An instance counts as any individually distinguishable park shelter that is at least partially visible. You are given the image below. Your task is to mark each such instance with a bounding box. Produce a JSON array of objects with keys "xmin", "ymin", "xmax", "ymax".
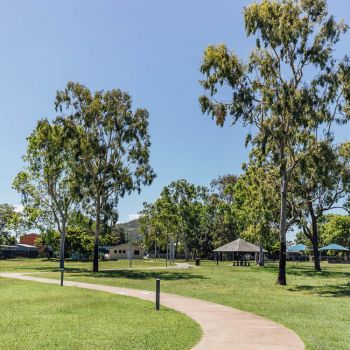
[
  {"xmin": 319, "ymin": 243, "xmax": 349, "ymax": 263},
  {"xmin": 108, "ymin": 243, "xmax": 144, "ymax": 260},
  {"xmin": 319, "ymin": 244, "xmax": 349, "ymax": 251},
  {"xmin": 287, "ymin": 244, "xmax": 307, "ymax": 252},
  {"xmin": 213, "ymin": 238, "xmax": 266, "ymax": 261},
  {"xmin": 287, "ymin": 244, "xmax": 308, "ymax": 262}
]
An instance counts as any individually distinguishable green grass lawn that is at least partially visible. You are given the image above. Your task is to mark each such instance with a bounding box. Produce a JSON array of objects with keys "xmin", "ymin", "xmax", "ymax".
[
  {"xmin": 0, "ymin": 257, "xmax": 169, "ymax": 272},
  {"xmin": 0, "ymin": 277, "xmax": 201, "ymax": 350},
  {"xmin": 10, "ymin": 259, "xmax": 349, "ymax": 350}
]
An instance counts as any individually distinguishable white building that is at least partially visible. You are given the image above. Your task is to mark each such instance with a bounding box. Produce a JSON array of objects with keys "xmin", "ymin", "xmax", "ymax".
[{"xmin": 108, "ymin": 244, "xmax": 144, "ymax": 260}]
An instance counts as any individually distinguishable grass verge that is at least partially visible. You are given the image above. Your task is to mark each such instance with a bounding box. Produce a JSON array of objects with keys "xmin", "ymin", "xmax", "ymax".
[
  {"xmin": 18, "ymin": 260, "xmax": 350, "ymax": 350},
  {"xmin": 0, "ymin": 278, "xmax": 201, "ymax": 350}
]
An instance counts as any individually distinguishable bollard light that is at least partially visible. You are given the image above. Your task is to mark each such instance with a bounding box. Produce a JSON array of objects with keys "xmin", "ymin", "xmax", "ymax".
[{"xmin": 155, "ymin": 279, "xmax": 160, "ymax": 310}]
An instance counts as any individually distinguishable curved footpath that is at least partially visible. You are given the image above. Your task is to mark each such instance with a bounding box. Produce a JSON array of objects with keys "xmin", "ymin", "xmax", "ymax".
[{"xmin": 0, "ymin": 272, "xmax": 304, "ymax": 350}]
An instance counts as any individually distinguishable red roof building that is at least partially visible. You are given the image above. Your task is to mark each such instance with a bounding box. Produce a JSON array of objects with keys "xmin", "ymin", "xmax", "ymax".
[{"xmin": 20, "ymin": 233, "xmax": 39, "ymax": 246}]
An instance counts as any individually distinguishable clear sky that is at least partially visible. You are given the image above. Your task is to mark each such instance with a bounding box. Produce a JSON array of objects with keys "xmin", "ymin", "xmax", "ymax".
[{"xmin": 1, "ymin": 1, "xmax": 350, "ymax": 238}]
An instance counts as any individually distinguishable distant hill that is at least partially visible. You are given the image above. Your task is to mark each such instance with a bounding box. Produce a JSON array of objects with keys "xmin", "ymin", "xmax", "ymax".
[{"xmin": 116, "ymin": 219, "xmax": 142, "ymax": 242}]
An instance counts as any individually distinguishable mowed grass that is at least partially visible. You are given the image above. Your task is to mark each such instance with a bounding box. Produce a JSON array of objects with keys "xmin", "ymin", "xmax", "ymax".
[
  {"xmin": 0, "ymin": 278, "xmax": 201, "ymax": 350},
  {"xmin": 17, "ymin": 259, "xmax": 350, "ymax": 350},
  {"xmin": 0, "ymin": 257, "xmax": 168, "ymax": 273}
]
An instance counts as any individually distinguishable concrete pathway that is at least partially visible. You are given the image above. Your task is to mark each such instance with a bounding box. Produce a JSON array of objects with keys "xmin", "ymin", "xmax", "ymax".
[{"xmin": 0, "ymin": 272, "xmax": 304, "ymax": 350}]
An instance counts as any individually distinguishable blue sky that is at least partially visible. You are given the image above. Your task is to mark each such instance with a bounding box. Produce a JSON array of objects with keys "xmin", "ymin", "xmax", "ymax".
[{"xmin": 0, "ymin": 1, "xmax": 350, "ymax": 238}]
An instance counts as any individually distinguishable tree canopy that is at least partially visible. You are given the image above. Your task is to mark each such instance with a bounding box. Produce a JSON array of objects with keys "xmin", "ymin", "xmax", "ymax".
[
  {"xmin": 199, "ymin": 0, "xmax": 350, "ymax": 284},
  {"xmin": 13, "ymin": 119, "xmax": 77, "ymax": 268},
  {"xmin": 55, "ymin": 82, "xmax": 156, "ymax": 272}
]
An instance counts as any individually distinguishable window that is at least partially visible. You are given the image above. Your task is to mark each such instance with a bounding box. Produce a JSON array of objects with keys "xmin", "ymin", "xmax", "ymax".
[
  {"xmin": 119, "ymin": 250, "xmax": 122, "ymax": 253},
  {"xmin": 123, "ymin": 250, "xmax": 126, "ymax": 253},
  {"xmin": 134, "ymin": 250, "xmax": 140, "ymax": 255},
  {"xmin": 114, "ymin": 250, "xmax": 117, "ymax": 253}
]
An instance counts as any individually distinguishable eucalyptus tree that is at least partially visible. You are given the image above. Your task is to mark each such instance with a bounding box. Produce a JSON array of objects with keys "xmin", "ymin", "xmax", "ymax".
[
  {"xmin": 13, "ymin": 119, "xmax": 76, "ymax": 269},
  {"xmin": 199, "ymin": 0, "xmax": 350, "ymax": 284},
  {"xmin": 319, "ymin": 214, "xmax": 350, "ymax": 248},
  {"xmin": 0, "ymin": 204, "xmax": 21, "ymax": 245},
  {"xmin": 140, "ymin": 180, "xmax": 209, "ymax": 259},
  {"xmin": 55, "ymin": 82, "xmax": 155, "ymax": 272},
  {"xmin": 234, "ymin": 156, "xmax": 280, "ymax": 265},
  {"xmin": 140, "ymin": 198, "xmax": 178, "ymax": 261},
  {"xmin": 208, "ymin": 175, "xmax": 238, "ymax": 247},
  {"xmin": 291, "ymin": 140, "xmax": 350, "ymax": 271},
  {"xmin": 161, "ymin": 180, "xmax": 208, "ymax": 259}
]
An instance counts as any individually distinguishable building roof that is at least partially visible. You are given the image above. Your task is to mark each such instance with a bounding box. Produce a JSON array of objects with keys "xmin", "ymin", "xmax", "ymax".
[
  {"xmin": 109, "ymin": 243, "xmax": 142, "ymax": 249},
  {"xmin": 0, "ymin": 244, "xmax": 38, "ymax": 251},
  {"xmin": 319, "ymin": 243, "xmax": 349, "ymax": 251},
  {"xmin": 213, "ymin": 238, "xmax": 267, "ymax": 253},
  {"xmin": 17, "ymin": 244, "xmax": 38, "ymax": 249},
  {"xmin": 287, "ymin": 244, "xmax": 307, "ymax": 252},
  {"xmin": 20, "ymin": 233, "xmax": 40, "ymax": 246}
]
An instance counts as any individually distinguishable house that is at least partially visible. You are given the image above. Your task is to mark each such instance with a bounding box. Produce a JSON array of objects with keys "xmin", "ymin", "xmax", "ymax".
[
  {"xmin": 108, "ymin": 244, "xmax": 144, "ymax": 260},
  {"xmin": 20, "ymin": 233, "xmax": 39, "ymax": 246}
]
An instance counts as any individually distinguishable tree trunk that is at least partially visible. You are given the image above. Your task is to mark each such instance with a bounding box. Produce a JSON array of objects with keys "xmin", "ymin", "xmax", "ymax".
[
  {"xmin": 310, "ymin": 212, "xmax": 321, "ymax": 272},
  {"xmin": 93, "ymin": 195, "xmax": 101, "ymax": 273},
  {"xmin": 59, "ymin": 227, "xmax": 67, "ymax": 270},
  {"xmin": 277, "ymin": 157, "xmax": 288, "ymax": 285},
  {"xmin": 166, "ymin": 236, "xmax": 168, "ymax": 267},
  {"xmin": 258, "ymin": 238, "xmax": 265, "ymax": 266},
  {"xmin": 174, "ymin": 233, "xmax": 179, "ymax": 259}
]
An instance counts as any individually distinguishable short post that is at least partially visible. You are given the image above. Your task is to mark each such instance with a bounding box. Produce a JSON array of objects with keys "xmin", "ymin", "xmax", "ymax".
[
  {"xmin": 60, "ymin": 268, "xmax": 64, "ymax": 287},
  {"xmin": 155, "ymin": 279, "xmax": 160, "ymax": 310}
]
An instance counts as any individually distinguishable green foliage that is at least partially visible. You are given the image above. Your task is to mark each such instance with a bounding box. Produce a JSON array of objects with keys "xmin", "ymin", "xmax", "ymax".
[
  {"xmin": 55, "ymin": 81, "xmax": 156, "ymax": 271},
  {"xmin": 35, "ymin": 228, "xmax": 60, "ymax": 253},
  {"xmin": 13, "ymin": 119, "xmax": 77, "ymax": 268},
  {"xmin": 207, "ymin": 175, "xmax": 238, "ymax": 247},
  {"xmin": 290, "ymin": 140, "xmax": 350, "ymax": 270},
  {"xmin": 0, "ymin": 204, "xmax": 20, "ymax": 245},
  {"xmin": 199, "ymin": 0, "xmax": 350, "ymax": 283},
  {"xmin": 291, "ymin": 140, "xmax": 350, "ymax": 223},
  {"xmin": 13, "ymin": 119, "xmax": 76, "ymax": 233},
  {"xmin": 233, "ymin": 157, "xmax": 280, "ymax": 251},
  {"xmin": 140, "ymin": 176, "xmax": 240, "ymax": 258},
  {"xmin": 140, "ymin": 179, "xmax": 210, "ymax": 257},
  {"xmin": 320, "ymin": 214, "xmax": 350, "ymax": 248}
]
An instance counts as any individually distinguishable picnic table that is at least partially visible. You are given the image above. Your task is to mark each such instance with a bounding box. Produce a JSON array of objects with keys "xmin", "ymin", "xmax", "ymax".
[{"xmin": 232, "ymin": 260, "xmax": 250, "ymax": 267}]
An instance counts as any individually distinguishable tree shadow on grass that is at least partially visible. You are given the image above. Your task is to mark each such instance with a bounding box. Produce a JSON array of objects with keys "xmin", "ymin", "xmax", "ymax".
[
  {"xmin": 73, "ymin": 269, "xmax": 208, "ymax": 282},
  {"xmin": 288, "ymin": 269, "xmax": 350, "ymax": 279},
  {"xmin": 288, "ymin": 283, "xmax": 350, "ymax": 297},
  {"xmin": 264, "ymin": 264, "xmax": 350, "ymax": 279},
  {"xmin": 19, "ymin": 266, "xmax": 91, "ymax": 273}
]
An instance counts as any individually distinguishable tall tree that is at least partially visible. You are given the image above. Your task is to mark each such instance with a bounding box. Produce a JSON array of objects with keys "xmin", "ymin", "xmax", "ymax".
[
  {"xmin": 55, "ymin": 82, "xmax": 156, "ymax": 272},
  {"xmin": 161, "ymin": 180, "xmax": 207, "ymax": 259},
  {"xmin": 139, "ymin": 199, "xmax": 177, "ymax": 258},
  {"xmin": 0, "ymin": 204, "xmax": 20, "ymax": 245},
  {"xmin": 320, "ymin": 214, "xmax": 350, "ymax": 249},
  {"xmin": 234, "ymin": 156, "xmax": 280, "ymax": 264},
  {"xmin": 199, "ymin": 0, "xmax": 350, "ymax": 284},
  {"xmin": 140, "ymin": 180, "xmax": 209, "ymax": 259},
  {"xmin": 291, "ymin": 140, "xmax": 350, "ymax": 271},
  {"xmin": 209, "ymin": 175, "xmax": 238, "ymax": 247},
  {"xmin": 13, "ymin": 119, "xmax": 76, "ymax": 269}
]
